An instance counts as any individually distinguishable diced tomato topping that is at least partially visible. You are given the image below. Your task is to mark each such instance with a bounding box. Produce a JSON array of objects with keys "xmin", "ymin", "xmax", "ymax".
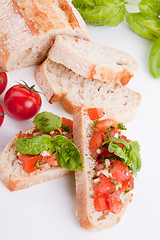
[
  {"xmin": 18, "ymin": 132, "xmax": 33, "ymax": 139},
  {"xmin": 43, "ymin": 155, "xmax": 58, "ymax": 167},
  {"xmin": 98, "ymin": 147, "xmax": 115, "ymax": 163},
  {"xmin": 121, "ymin": 177, "xmax": 134, "ymax": 192},
  {"xmin": 87, "ymin": 108, "xmax": 104, "ymax": 121},
  {"xmin": 89, "ymin": 131, "xmax": 103, "ymax": 157},
  {"xmin": 97, "ymin": 119, "xmax": 118, "ymax": 133},
  {"xmin": 110, "ymin": 160, "xmax": 131, "ymax": 182},
  {"xmin": 94, "ymin": 194, "xmax": 109, "ymax": 212},
  {"xmin": 61, "ymin": 117, "xmax": 73, "ymax": 129},
  {"xmin": 93, "ymin": 176, "xmax": 116, "ymax": 195},
  {"xmin": 108, "ymin": 191, "xmax": 124, "ymax": 214},
  {"xmin": 18, "ymin": 155, "xmax": 42, "ymax": 173}
]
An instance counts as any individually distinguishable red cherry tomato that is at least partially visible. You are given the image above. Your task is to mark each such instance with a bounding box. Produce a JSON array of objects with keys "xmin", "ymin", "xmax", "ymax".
[
  {"xmin": 0, "ymin": 104, "xmax": 5, "ymax": 126},
  {"xmin": 0, "ymin": 67, "xmax": 7, "ymax": 95},
  {"xmin": 4, "ymin": 83, "xmax": 42, "ymax": 120}
]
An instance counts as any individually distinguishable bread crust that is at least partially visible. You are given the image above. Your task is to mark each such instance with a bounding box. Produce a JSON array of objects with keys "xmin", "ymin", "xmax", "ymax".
[
  {"xmin": 73, "ymin": 107, "xmax": 132, "ymax": 230},
  {"xmin": 0, "ymin": 0, "xmax": 89, "ymax": 71},
  {"xmin": 0, "ymin": 127, "xmax": 70, "ymax": 191}
]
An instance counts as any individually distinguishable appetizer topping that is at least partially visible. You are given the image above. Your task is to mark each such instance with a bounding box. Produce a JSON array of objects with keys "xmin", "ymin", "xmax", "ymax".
[
  {"xmin": 16, "ymin": 112, "xmax": 82, "ymax": 173},
  {"xmin": 88, "ymin": 108, "xmax": 141, "ymax": 214},
  {"xmin": 87, "ymin": 108, "xmax": 105, "ymax": 120}
]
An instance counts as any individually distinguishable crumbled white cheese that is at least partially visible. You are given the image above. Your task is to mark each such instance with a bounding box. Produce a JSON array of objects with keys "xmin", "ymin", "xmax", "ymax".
[
  {"xmin": 99, "ymin": 169, "xmax": 112, "ymax": 178},
  {"xmin": 114, "ymin": 132, "xmax": 119, "ymax": 138},
  {"xmin": 40, "ymin": 150, "xmax": 50, "ymax": 157},
  {"xmin": 105, "ymin": 159, "xmax": 110, "ymax": 168},
  {"xmin": 50, "ymin": 130, "xmax": 55, "ymax": 135},
  {"xmin": 96, "ymin": 148, "xmax": 101, "ymax": 154},
  {"xmin": 93, "ymin": 177, "xmax": 100, "ymax": 184},
  {"xmin": 116, "ymin": 182, "xmax": 122, "ymax": 191}
]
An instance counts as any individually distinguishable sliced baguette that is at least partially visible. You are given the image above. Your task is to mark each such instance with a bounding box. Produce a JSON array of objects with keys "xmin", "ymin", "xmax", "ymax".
[
  {"xmin": 73, "ymin": 107, "xmax": 132, "ymax": 230},
  {"xmin": 0, "ymin": 0, "xmax": 89, "ymax": 71},
  {"xmin": 35, "ymin": 59, "xmax": 141, "ymax": 123},
  {"xmin": 48, "ymin": 35, "xmax": 138, "ymax": 85},
  {"xmin": 0, "ymin": 127, "xmax": 70, "ymax": 191}
]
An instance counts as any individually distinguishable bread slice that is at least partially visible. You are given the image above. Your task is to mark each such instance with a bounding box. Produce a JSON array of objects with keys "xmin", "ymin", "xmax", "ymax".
[
  {"xmin": 0, "ymin": 0, "xmax": 89, "ymax": 71},
  {"xmin": 0, "ymin": 127, "xmax": 70, "ymax": 191},
  {"xmin": 48, "ymin": 35, "xmax": 138, "ymax": 85},
  {"xmin": 35, "ymin": 59, "xmax": 141, "ymax": 123},
  {"xmin": 73, "ymin": 107, "xmax": 132, "ymax": 230}
]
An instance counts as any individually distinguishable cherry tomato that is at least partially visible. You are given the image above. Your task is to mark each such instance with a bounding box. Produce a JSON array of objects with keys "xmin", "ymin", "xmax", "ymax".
[
  {"xmin": 87, "ymin": 108, "xmax": 105, "ymax": 120},
  {"xmin": 0, "ymin": 67, "xmax": 7, "ymax": 95},
  {"xmin": 4, "ymin": 83, "xmax": 42, "ymax": 120},
  {"xmin": 0, "ymin": 104, "xmax": 5, "ymax": 126}
]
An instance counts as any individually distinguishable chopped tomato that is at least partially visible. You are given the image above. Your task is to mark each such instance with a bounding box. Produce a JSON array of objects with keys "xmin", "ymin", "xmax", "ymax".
[
  {"xmin": 43, "ymin": 155, "xmax": 59, "ymax": 167},
  {"xmin": 87, "ymin": 108, "xmax": 104, "ymax": 121},
  {"xmin": 89, "ymin": 131, "xmax": 103, "ymax": 157},
  {"xmin": 18, "ymin": 132, "xmax": 34, "ymax": 139},
  {"xmin": 94, "ymin": 194, "xmax": 109, "ymax": 212},
  {"xmin": 108, "ymin": 191, "xmax": 124, "ymax": 214},
  {"xmin": 98, "ymin": 147, "xmax": 115, "ymax": 163},
  {"xmin": 18, "ymin": 155, "xmax": 42, "ymax": 173},
  {"xmin": 110, "ymin": 160, "xmax": 131, "ymax": 182},
  {"xmin": 93, "ymin": 176, "xmax": 115, "ymax": 195},
  {"xmin": 97, "ymin": 119, "xmax": 118, "ymax": 133},
  {"xmin": 61, "ymin": 117, "xmax": 73, "ymax": 129},
  {"xmin": 121, "ymin": 177, "xmax": 134, "ymax": 192}
]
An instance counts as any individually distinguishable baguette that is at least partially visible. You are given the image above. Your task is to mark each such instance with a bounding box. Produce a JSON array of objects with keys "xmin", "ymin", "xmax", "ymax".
[
  {"xmin": 35, "ymin": 59, "xmax": 141, "ymax": 123},
  {"xmin": 48, "ymin": 35, "xmax": 138, "ymax": 85},
  {"xmin": 0, "ymin": 0, "xmax": 89, "ymax": 71},
  {"xmin": 73, "ymin": 107, "xmax": 140, "ymax": 230},
  {"xmin": 0, "ymin": 127, "xmax": 71, "ymax": 191}
]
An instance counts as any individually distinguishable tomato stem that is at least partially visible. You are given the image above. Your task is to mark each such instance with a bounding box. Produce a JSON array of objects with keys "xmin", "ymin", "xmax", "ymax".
[
  {"xmin": 0, "ymin": 112, "xmax": 5, "ymax": 115},
  {"xmin": 17, "ymin": 80, "xmax": 43, "ymax": 95},
  {"xmin": 0, "ymin": 76, "xmax": 3, "ymax": 85}
]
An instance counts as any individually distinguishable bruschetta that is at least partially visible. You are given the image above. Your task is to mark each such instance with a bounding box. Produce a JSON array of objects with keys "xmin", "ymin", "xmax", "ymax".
[{"xmin": 73, "ymin": 107, "xmax": 141, "ymax": 230}]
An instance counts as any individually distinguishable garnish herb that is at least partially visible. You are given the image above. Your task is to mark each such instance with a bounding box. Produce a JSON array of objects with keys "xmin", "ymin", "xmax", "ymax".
[
  {"xmin": 33, "ymin": 111, "xmax": 62, "ymax": 133},
  {"xmin": 15, "ymin": 134, "xmax": 82, "ymax": 172},
  {"xmin": 91, "ymin": 119, "xmax": 99, "ymax": 130},
  {"xmin": 110, "ymin": 179, "xmax": 117, "ymax": 185},
  {"xmin": 61, "ymin": 123, "xmax": 71, "ymax": 132},
  {"xmin": 118, "ymin": 122, "xmax": 127, "ymax": 130}
]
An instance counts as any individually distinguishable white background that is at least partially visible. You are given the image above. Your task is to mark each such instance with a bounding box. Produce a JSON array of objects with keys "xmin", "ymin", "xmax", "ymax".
[{"xmin": 0, "ymin": 5, "xmax": 160, "ymax": 240}]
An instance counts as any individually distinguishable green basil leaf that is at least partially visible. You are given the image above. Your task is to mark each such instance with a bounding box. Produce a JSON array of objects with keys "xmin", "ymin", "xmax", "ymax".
[
  {"xmin": 103, "ymin": 137, "xmax": 130, "ymax": 149},
  {"xmin": 126, "ymin": 12, "xmax": 159, "ymax": 40},
  {"xmin": 139, "ymin": 0, "xmax": 160, "ymax": 18},
  {"xmin": 33, "ymin": 111, "xmax": 62, "ymax": 133},
  {"xmin": 108, "ymin": 142, "xmax": 128, "ymax": 161},
  {"xmin": 106, "ymin": 137, "xmax": 141, "ymax": 175},
  {"xmin": 51, "ymin": 135, "xmax": 82, "ymax": 171},
  {"xmin": 149, "ymin": 38, "xmax": 160, "ymax": 78},
  {"xmin": 72, "ymin": 0, "xmax": 125, "ymax": 26},
  {"xmin": 15, "ymin": 135, "xmax": 52, "ymax": 156}
]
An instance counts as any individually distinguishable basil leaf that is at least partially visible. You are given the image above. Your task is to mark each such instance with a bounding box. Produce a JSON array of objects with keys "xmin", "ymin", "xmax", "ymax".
[
  {"xmin": 51, "ymin": 135, "xmax": 82, "ymax": 171},
  {"xmin": 126, "ymin": 12, "xmax": 159, "ymax": 40},
  {"xmin": 103, "ymin": 137, "xmax": 130, "ymax": 149},
  {"xmin": 15, "ymin": 135, "xmax": 52, "ymax": 156},
  {"xmin": 139, "ymin": 0, "xmax": 160, "ymax": 19},
  {"xmin": 105, "ymin": 136, "xmax": 141, "ymax": 175},
  {"xmin": 33, "ymin": 111, "xmax": 62, "ymax": 133},
  {"xmin": 149, "ymin": 38, "xmax": 160, "ymax": 78},
  {"xmin": 72, "ymin": 0, "xmax": 125, "ymax": 26}
]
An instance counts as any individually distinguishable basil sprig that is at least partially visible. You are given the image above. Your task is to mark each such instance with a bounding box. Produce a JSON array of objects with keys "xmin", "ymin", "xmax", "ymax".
[
  {"xmin": 103, "ymin": 137, "xmax": 141, "ymax": 175},
  {"xmin": 72, "ymin": 0, "xmax": 125, "ymax": 26},
  {"xmin": 15, "ymin": 134, "xmax": 82, "ymax": 172},
  {"xmin": 138, "ymin": 0, "xmax": 160, "ymax": 19},
  {"xmin": 149, "ymin": 38, "xmax": 160, "ymax": 78},
  {"xmin": 50, "ymin": 135, "xmax": 82, "ymax": 171},
  {"xmin": 15, "ymin": 135, "xmax": 52, "ymax": 156},
  {"xmin": 33, "ymin": 112, "xmax": 62, "ymax": 133}
]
